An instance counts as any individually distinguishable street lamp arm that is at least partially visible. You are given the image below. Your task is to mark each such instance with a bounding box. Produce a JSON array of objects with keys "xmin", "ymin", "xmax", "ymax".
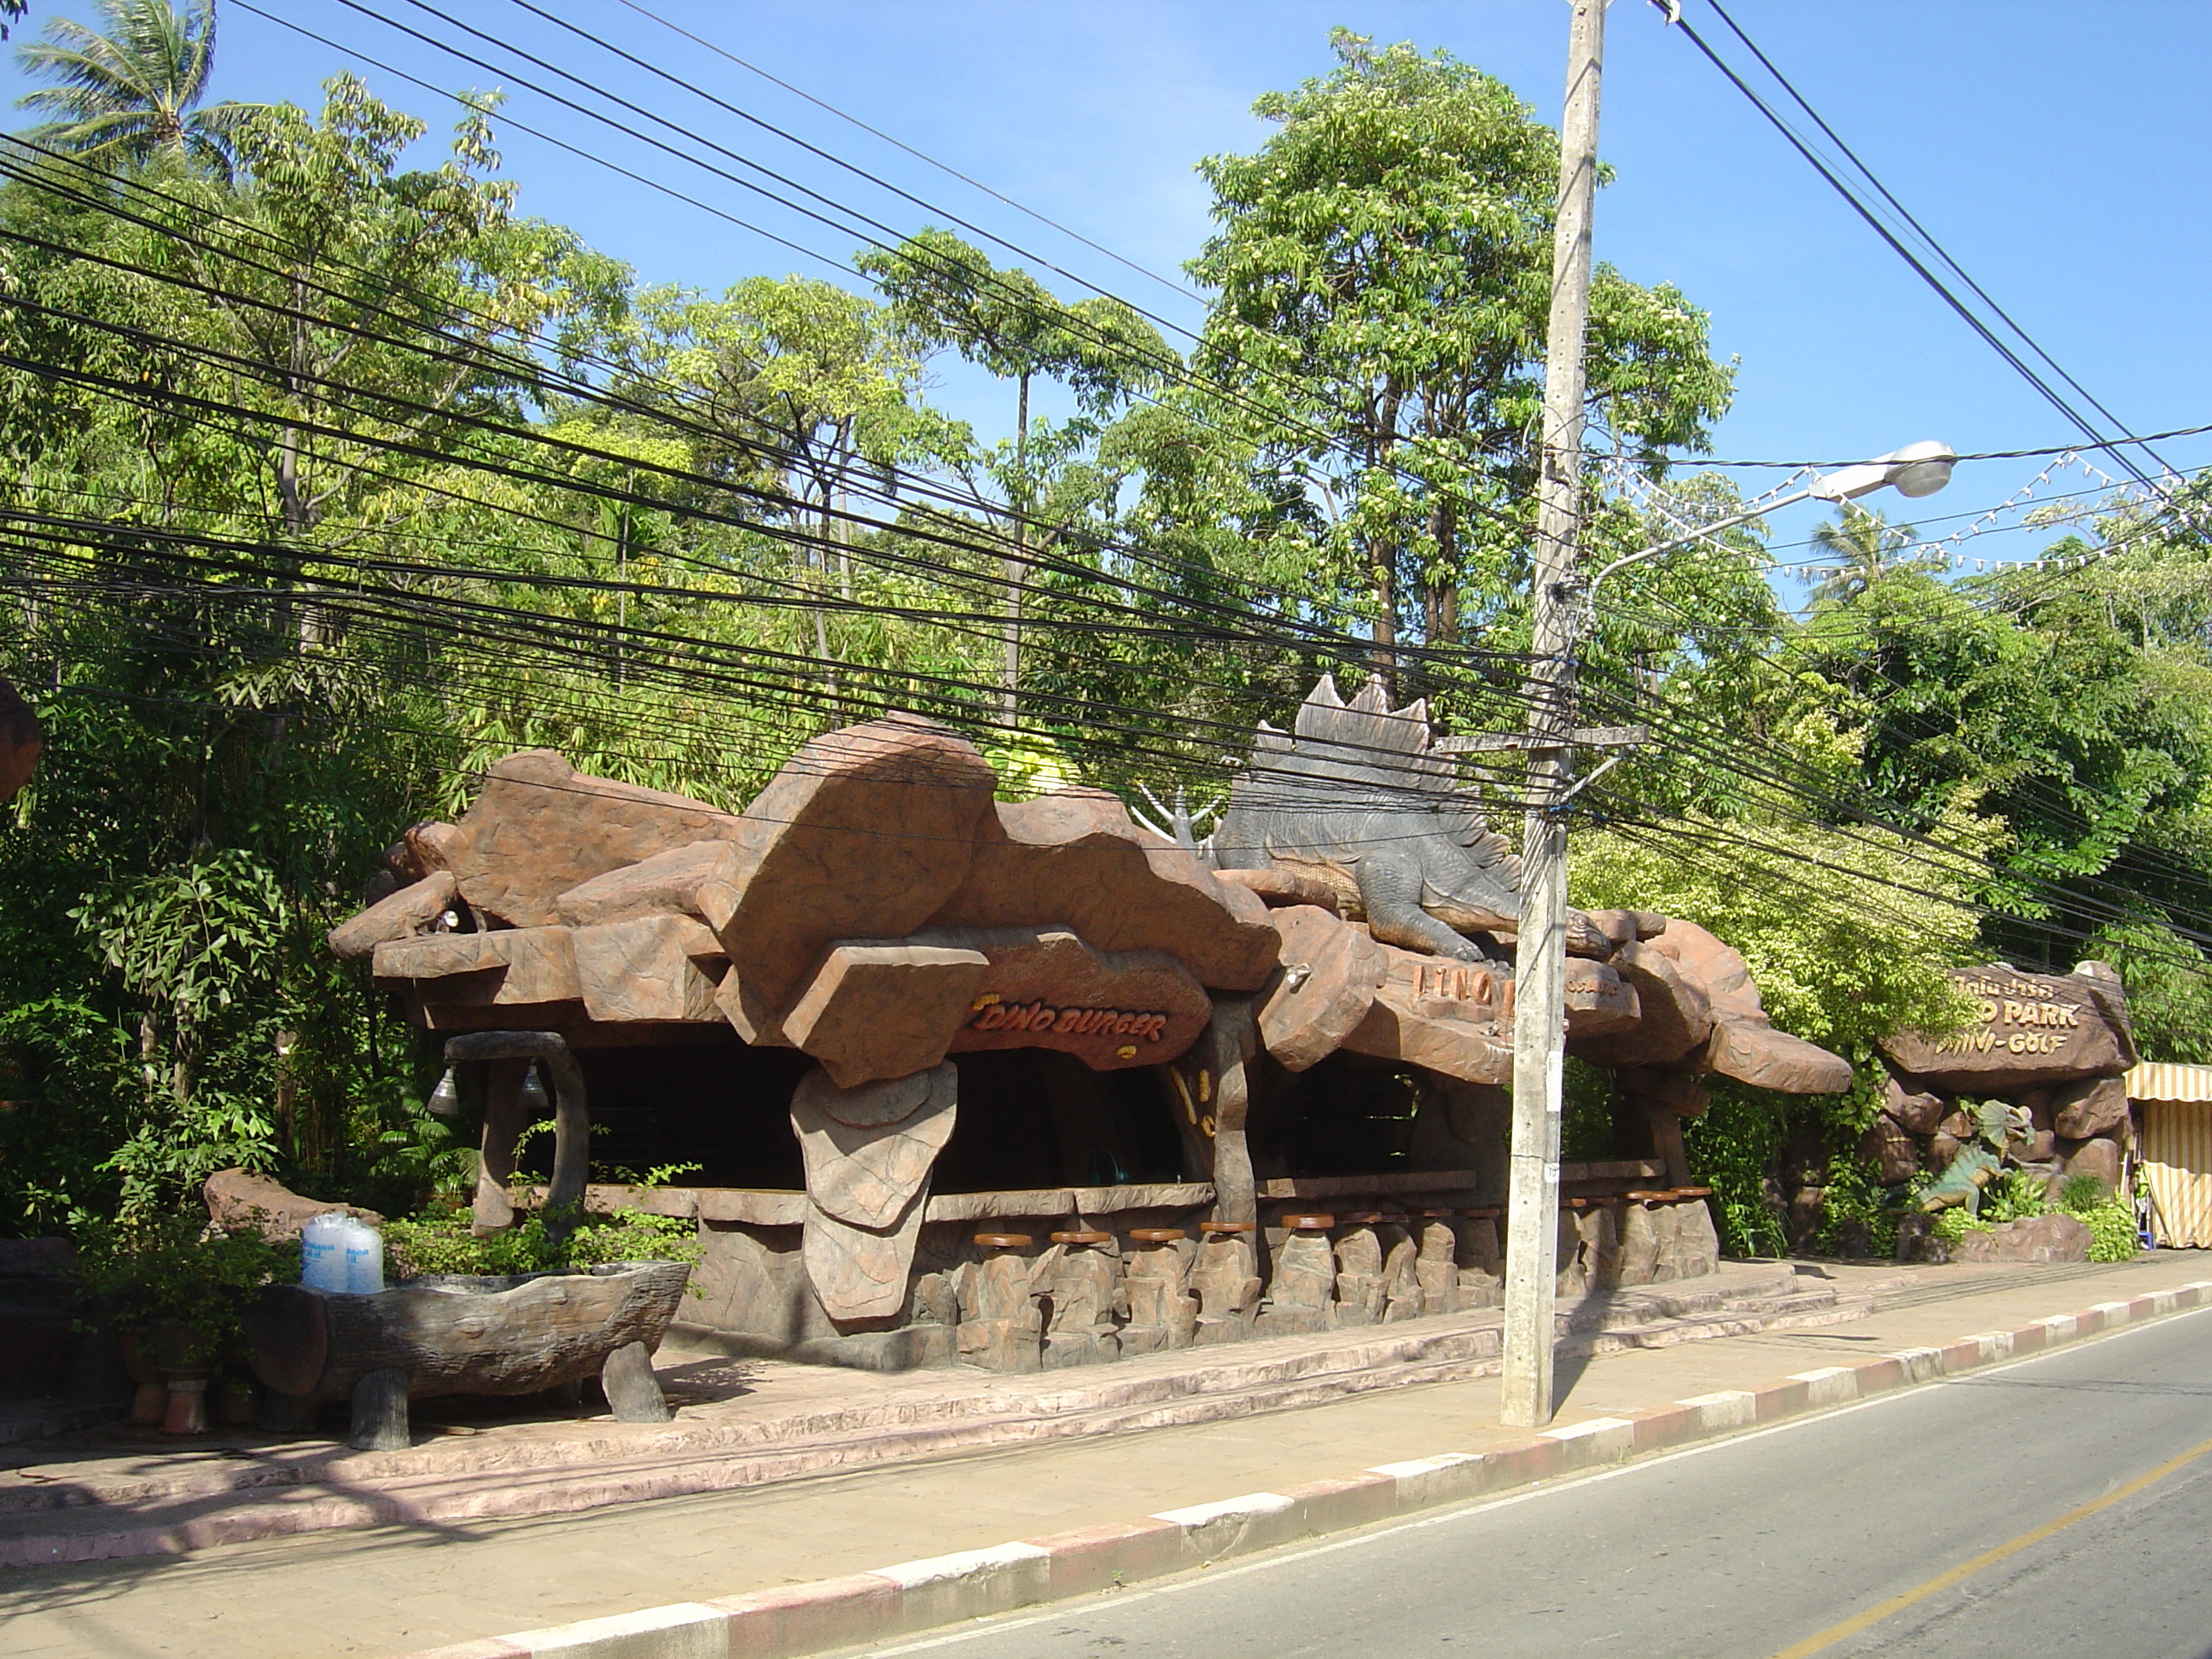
[
  {"xmin": 1583, "ymin": 486, "xmax": 1814, "ymax": 602},
  {"xmin": 1578, "ymin": 442, "xmax": 1955, "ymax": 606}
]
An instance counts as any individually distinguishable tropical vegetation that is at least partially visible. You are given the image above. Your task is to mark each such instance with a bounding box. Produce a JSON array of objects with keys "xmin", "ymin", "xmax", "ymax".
[{"xmin": 0, "ymin": 13, "xmax": 2205, "ymax": 1264}]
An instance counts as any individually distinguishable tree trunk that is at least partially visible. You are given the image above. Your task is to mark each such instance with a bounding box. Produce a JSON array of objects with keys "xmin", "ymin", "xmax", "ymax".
[{"xmin": 1424, "ymin": 496, "xmax": 1460, "ymax": 648}]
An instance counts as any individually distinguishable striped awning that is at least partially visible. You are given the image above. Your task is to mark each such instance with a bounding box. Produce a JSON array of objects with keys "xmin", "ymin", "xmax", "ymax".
[{"xmin": 2127, "ymin": 1062, "xmax": 2212, "ymax": 1103}]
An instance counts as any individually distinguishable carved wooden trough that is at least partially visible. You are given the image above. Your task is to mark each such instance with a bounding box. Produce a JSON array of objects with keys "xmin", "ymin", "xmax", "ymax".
[{"xmin": 245, "ymin": 1260, "xmax": 691, "ymax": 1449}]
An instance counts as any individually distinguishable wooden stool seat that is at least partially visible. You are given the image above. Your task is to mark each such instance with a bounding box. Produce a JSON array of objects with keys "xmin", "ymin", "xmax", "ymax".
[
  {"xmin": 1198, "ymin": 1220, "xmax": 1257, "ymax": 1234},
  {"xmin": 1126, "ymin": 1227, "xmax": 1186, "ymax": 1243},
  {"xmin": 975, "ymin": 1232, "xmax": 1033, "ymax": 1249},
  {"xmin": 1051, "ymin": 1230, "xmax": 1112, "ymax": 1246},
  {"xmin": 1280, "ymin": 1214, "xmax": 1336, "ymax": 1231}
]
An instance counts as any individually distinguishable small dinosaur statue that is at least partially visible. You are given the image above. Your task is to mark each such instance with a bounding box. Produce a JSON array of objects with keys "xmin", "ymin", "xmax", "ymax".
[
  {"xmin": 1201, "ymin": 674, "xmax": 1609, "ymax": 965},
  {"xmin": 1918, "ymin": 1100, "xmax": 2031, "ymax": 1215}
]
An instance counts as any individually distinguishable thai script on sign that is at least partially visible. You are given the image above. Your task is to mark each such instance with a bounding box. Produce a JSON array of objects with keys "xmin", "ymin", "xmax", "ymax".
[
  {"xmin": 969, "ymin": 1001, "xmax": 1172, "ymax": 1042},
  {"xmin": 1930, "ymin": 974, "xmax": 2084, "ymax": 1056}
]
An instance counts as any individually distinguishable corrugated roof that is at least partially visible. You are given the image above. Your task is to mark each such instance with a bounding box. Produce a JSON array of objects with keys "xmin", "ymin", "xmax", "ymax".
[{"xmin": 2127, "ymin": 1061, "xmax": 2212, "ymax": 1103}]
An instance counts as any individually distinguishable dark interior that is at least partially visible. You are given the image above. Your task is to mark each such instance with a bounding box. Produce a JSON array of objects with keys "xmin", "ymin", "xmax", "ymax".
[
  {"xmin": 545, "ymin": 1040, "xmax": 1189, "ymax": 1193},
  {"xmin": 1267, "ymin": 1051, "xmax": 1423, "ymax": 1175}
]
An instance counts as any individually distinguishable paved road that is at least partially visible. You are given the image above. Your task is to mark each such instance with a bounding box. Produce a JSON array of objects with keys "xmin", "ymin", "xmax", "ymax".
[{"xmin": 867, "ymin": 1304, "xmax": 2212, "ymax": 1659}]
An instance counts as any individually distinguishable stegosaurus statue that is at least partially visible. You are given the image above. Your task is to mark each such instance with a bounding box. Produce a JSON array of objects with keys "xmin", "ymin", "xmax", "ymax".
[
  {"xmin": 1918, "ymin": 1099, "xmax": 2033, "ymax": 1216},
  {"xmin": 1206, "ymin": 674, "xmax": 1604, "ymax": 965}
]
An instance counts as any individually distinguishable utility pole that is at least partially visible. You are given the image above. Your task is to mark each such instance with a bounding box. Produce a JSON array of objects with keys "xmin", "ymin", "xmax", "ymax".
[{"xmin": 1501, "ymin": 0, "xmax": 1605, "ymax": 1430}]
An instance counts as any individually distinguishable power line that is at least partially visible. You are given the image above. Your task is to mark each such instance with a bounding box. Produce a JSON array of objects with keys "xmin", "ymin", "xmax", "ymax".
[
  {"xmin": 606, "ymin": 0, "xmax": 1206, "ymax": 306},
  {"xmin": 1660, "ymin": 2, "xmax": 2174, "ymax": 508},
  {"xmin": 1700, "ymin": 0, "xmax": 2184, "ymax": 489}
]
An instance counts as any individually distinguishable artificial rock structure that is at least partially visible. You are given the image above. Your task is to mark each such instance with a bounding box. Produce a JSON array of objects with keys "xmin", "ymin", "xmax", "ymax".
[
  {"xmin": 330, "ymin": 678, "xmax": 1854, "ymax": 1371},
  {"xmin": 1866, "ymin": 963, "xmax": 2139, "ymax": 1256}
]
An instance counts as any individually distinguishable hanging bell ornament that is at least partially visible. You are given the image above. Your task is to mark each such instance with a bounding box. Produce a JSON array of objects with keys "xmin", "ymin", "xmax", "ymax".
[
  {"xmin": 428, "ymin": 1067, "xmax": 461, "ymax": 1117},
  {"xmin": 519, "ymin": 1064, "xmax": 550, "ymax": 1115}
]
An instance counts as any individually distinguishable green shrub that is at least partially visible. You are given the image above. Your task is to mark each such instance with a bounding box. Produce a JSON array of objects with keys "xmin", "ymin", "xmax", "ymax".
[
  {"xmin": 382, "ymin": 1202, "xmax": 698, "ymax": 1280},
  {"xmin": 72, "ymin": 1211, "xmax": 294, "ymax": 1363},
  {"xmin": 1685, "ymin": 1082, "xmax": 1789, "ymax": 1257},
  {"xmin": 2081, "ymin": 1200, "xmax": 2139, "ymax": 1263},
  {"xmin": 2057, "ymin": 1173, "xmax": 2111, "ymax": 1214},
  {"xmin": 1982, "ymin": 1169, "xmax": 2047, "ymax": 1224},
  {"xmin": 1813, "ymin": 1150, "xmax": 1903, "ymax": 1258},
  {"xmin": 1930, "ymin": 1206, "xmax": 1989, "ymax": 1243}
]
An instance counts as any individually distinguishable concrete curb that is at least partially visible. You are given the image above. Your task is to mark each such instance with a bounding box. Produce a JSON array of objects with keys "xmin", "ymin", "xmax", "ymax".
[{"xmin": 403, "ymin": 1280, "xmax": 2212, "ymax": 1659}]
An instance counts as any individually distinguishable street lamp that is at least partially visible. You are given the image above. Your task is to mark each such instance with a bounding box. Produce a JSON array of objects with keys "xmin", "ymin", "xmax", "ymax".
[
  {"xmin": 1497, "ymin": 439, "xmax": 1955, "ymax": 1430},
  {"xmin": 1584, "ymin": 440, "xmax": 1958, "ymax": 600}
]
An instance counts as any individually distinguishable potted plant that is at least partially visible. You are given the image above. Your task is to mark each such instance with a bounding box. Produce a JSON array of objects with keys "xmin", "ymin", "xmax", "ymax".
[{"xmin": 75, "ymin": 1212, "xmax": 290, "ymax": 1435}]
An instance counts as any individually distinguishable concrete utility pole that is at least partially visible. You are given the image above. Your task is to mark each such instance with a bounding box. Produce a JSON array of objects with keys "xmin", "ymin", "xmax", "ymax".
[{"xmin": 1501, "ymin": 0, "xmax": 1606, "ymax": 1430}]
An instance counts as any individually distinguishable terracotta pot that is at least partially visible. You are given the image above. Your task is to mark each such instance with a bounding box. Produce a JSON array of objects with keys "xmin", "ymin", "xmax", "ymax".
[
  {"xmin": 160, "ymin": 1376, "xmax": 210, "ymax": 1435},
  {"xmin": 146, "ymin": 1318, "xmax": 210, "ymax": 1375},
  {"xmin": 116, "ymin": 1331, "xmax": 166, "ymax": 1427}
]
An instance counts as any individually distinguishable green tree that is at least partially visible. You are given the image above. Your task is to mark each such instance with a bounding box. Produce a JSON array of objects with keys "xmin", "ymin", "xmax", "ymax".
[
  {"xmin": 14, "ymin": 0, "xmax": 259, "ymax": 177},
  {"xmin": 1789, "ymin": 568, "xmax": 2212, "ymax": 972},
  {"xmin": 617, "ymin": 274, "xmax": 963, "ymax": 704},
  {"xmin": 858, "ymin": 227, "xmax": 1172, "ymax": 720},
  {"xmin": 1184, "ymin": 30, "xmax": 1733, "ymax": 671},
  {"xmin": 1807, "ymin": 504, "xmax": 1936, "ymax": 605}
]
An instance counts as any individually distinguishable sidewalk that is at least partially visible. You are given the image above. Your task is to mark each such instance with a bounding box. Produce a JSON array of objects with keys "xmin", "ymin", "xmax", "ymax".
[{"xmin": 3, "ymin": 1252, "xmax": 2208, "ymax": 1659}]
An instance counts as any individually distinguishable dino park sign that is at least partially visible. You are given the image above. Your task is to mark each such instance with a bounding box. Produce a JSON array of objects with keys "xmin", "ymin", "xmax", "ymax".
[{"xmin": 1879, "ymin": 966, "xmax": 2137, "ymax": 1091}]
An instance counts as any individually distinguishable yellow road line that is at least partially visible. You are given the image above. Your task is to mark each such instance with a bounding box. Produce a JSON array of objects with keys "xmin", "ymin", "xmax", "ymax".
[{"xmin": 1771, "ymin": 1435, "xmax": 2212, "ymax": 1659}]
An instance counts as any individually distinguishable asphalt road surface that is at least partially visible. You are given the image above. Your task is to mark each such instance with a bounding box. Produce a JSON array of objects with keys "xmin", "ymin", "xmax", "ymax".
[{"xmin": 859, "ymin": 1303, "xmax": 2212, "ymax": 1659}]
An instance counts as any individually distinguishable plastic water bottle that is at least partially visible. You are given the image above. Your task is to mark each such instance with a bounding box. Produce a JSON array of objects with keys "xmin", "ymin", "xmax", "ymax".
[
  {"xmin": 341, "ymin": 1217, "xmax": 385, "ymax": 1295},
  {"xmin": 300, "ymin": 1214, "xmax": 351, "ymax": 1293}
]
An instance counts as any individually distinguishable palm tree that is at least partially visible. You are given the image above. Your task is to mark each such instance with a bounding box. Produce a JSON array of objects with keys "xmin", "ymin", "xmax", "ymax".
[
  {"xmin": 13, "ymin": 0, "xmax": 261, "ymax": 177},
  {"xmin": 1807, "ymin": 504, "xmax": 1941, "ymax": 604}
]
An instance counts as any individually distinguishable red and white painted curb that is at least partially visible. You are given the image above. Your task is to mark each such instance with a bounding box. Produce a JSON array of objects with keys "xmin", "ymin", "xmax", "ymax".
[{"xmin": 406, "ymin": 1280, "xmax": 2212, "ymax": 1659}]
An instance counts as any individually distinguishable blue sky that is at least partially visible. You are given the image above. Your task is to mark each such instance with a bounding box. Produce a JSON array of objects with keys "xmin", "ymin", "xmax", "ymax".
[{"xmin": 8, "ymin": 1, "xmax": 2208, "ymax": 591}]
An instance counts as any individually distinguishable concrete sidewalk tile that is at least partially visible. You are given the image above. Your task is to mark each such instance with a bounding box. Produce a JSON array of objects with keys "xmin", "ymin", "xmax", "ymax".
[
  {"xmin": 406, "ymin": 1643, "xmax": 532, "ymax": 1659},
  {"xmin": 1151, "ymin": 1492, "xmax": 1298, "ymax": 1563},
  {"xmin": 712, "ymin": 1575, "xmax": 899, "ymax": 1659},
  {"xmin": 2040, "ymin": 1313, "xmax": 2080, "ymax": 1342},
  {"xmin": 1539, "ymin": 1416, "xmax": 1635, "ymax": 1466},
  {"xmin": 2090, "ymin": 1300, "xmax": 2134, "ymax": 1324},
  {"xmin": 1787, "ymin": 1366, "xmax": 1860, "ymax": 1408},
  {"xmin": 1281, "ymin": 1473, "xmax": 1396, "ymax": 1534},
  {"xmin": 509, "ymin": 1602, "xmax": 730, "ymax": 1659},
  {"xmin": 1367, "ymin": 1451, "xmax": 1484, "ymax": 1511},
  {"xmin": 1027, "ymin": 1518, "xmax": 1183, "ymax": 1597},
  {"xmin": 1887, "ymin": 1347, "xmax": 1946, "ymax": 1384}
]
